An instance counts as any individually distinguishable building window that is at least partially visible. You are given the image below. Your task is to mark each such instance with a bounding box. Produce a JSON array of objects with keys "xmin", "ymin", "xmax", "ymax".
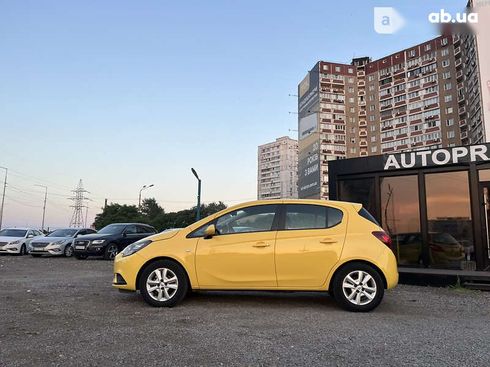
[
  {"xmin": 371, "ymin": 146, "xmax": 377, "ymax": 153},
  {"xmin": 446, "ymin": 107, "xmax": 453, "ymax": 114},
  {"xmin": 348, "ymin": 68, "xmax": 354, "ymax": 74},
  {"xmin": 446, "ymin": 118, "xmax": 454, "ymax": 126},
  {"xmin": 442, "ymin": 60, "xmax": 450, "ymax": 67},
  {"xmin": 381, "ymin": 175, "xmax": 421, "ymax": 266},
  {"xmin": 348, "ymin": 77, "xmax": 354, "ymax": 83},
  {"xmin": 335, "ymin": 66, "xmax": 341, "ymax": 72},
  {"xmin": 447, "ymin": 131, "xmax": 455, "ymax": 138},
  {"xmin": 441, "ymin": 37, "xmax": 448, "ymax": 46},
  {"xmin": 444, "ymin": 95, "xmax": 453, "ymax": 103},
  {"xmin": 424, "ymin": 44, "xmax": 432, "ymax": 51},
  {"xmin": 425, "ymin": 171, "xmax": 474, "ymax": 268},
  {"xmin": 441, "ymin": 48, "xmax": 449, "ymax": 56},
  {"xmin": 408, "ymin": 49, "xmax": 416, "ymax": 57},
  {"xmin": 444, "ymin": 83, "xmax": 452, "ymax": 90},
  {"xmin": 442, "ymin": 72, "xmax": 451, "ymax": 79}
]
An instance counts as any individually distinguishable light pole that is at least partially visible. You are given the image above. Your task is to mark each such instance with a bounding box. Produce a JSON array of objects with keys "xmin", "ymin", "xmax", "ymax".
[
  {"xmin": 35, "ymin": 185, "xmax": 48, "ymax": 231},
  {"xmin": 0, "ymin": 166, "xmax": 7, "ymax": 229},
  {"xmin": 138, "ymin": 184, "xmax": 154, "ymax": 209},
  {"xmin": 191, "ymin": 168, "xmax": 201, "ymax": 221}
]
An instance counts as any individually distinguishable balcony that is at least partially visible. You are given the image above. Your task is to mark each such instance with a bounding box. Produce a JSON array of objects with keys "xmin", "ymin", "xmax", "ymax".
[
  {"xmin": 359, "ymin": 120, "xmax": 367, "ymax": 127},
  {"xmin": 455, "ymin": 46, "xmax": 461, "ymax": 55},
  {"xmin": 459, "ymin": 106, "xmax": 466, "ymax": 115},
  {"xmin": 456, "ymin": 70, "xmax": 464, "ymax": 81},
  {"xmin": 455, "ymin": 58, "xmax": 462, "ymax": 68},
  {"xmin": 460, "ymin": 119, "xmax": 467, "ymax": 127}
]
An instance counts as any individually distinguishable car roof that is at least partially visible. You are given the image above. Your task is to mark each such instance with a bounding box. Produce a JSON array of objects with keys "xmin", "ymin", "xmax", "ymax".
[{"xmin": 223, "ymin": 199, "xmax": 362, "ymax": 212}]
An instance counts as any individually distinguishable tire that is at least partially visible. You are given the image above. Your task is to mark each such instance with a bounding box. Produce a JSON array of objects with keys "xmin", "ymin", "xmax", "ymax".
[
  {"xmin": 332, "ymin": 262, "xmax": 384, "ymax": 312},
  {"xmin": 139, "ymin": 260, "xmax": 189, "ymax": 308},
  {"xmin": 75, "ymin": 254, "xmax": 88, "ymax": 260},
  {"xmin": 103, "ymin": 243, "xmax": 118, "ymax": 260},
  {"xmin": 64, "ymin": 244, "xmax": 74, "ymax": 257},
  {"xmin": 19, "ymin": 244, "xmax": 26, "ymax": 256}
]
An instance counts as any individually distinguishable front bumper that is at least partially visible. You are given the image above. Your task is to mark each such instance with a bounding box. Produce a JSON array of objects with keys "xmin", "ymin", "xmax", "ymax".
[
  {"xmin": 112, "ymin": 252, "xmax": 146, "ymax": 291},
  {"xmin": 30, "ymin": 245, "xmax": 65, "ymax": 256},
  {"xmin": 0, "ymin": 244, "xmax": 21, "ymax": 254},
  {"xmin": 73, "ymin": 242, "xmax": 107, "ymax": 256}
]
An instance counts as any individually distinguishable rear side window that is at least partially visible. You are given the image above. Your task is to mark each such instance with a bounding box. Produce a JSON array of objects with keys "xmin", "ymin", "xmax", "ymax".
[
  {"xmin": 358, "ymin": 208, "xmax": 380, "ymax": 226},
  {"xmin": 284, "ymin": 205, "xmax": 343, "ymax": 230}
]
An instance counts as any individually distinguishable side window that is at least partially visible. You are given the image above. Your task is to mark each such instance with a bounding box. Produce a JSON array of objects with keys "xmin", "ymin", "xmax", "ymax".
[
  {"xmin": 27, "ymin": 230, "xmax": 35, "ymax": 237},
  {"xmin": 215, "ymin": 205, "xmax": 278, "ymax": 235},
  {"xmin": 125, "ymin": 225, "xmax": 138, "ymax": 235},
  {"xmin": 137, "ymin": 226, "xmax": 153, "ymax": 234},
  {"xmin": 284, "ymin": 205, "xmax": 343, "ymax": 230}
]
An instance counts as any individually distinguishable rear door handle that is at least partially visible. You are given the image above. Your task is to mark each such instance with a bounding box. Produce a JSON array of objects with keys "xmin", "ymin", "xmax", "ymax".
[
  {"xmin": 320, "ymin": 238, "xmax": 337, "ymax": 244},
  {"xmin": 253, "ymin": 242, "xmax": 270, "ymax": 248}
]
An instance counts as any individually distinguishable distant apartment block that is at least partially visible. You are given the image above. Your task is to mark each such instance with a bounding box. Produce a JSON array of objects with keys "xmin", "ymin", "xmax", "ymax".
[
  {"xmin": 297, "ymin": 33, "xmax": 486, "ymax": 200},
  {"xmin": 257, "ymin": 136, "xmax": 298, "ymax": 200}
]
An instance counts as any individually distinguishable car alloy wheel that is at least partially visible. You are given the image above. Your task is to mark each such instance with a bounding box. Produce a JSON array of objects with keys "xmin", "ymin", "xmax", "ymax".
[
  {"xmin": 139, "ymin": 260, "xmax": 188, "ymax": 307},
  {"xmin": 332, "ymin": 262, "xmax": 384, "ymax": 312},
  {"xmin": 342, "ymin": 270, "xmax": 377, "ymax": 306},
  {"xmin": 105, "ymin": 244, "xmax": 118, "ymax": 260},
  {"xmin": 146, "ymin": 268, "xmax": 179, "ymax": 302},
  {"xmin": 64, "ymin": 245, "xmax": 74, "ymax": 257}
]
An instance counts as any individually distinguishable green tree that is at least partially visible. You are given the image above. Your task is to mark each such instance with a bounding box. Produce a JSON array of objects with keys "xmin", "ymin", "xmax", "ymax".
[
  {"xmin": 93, "ymin": 203, "xmax": 145, "ymax": 230},
  {"xmin": 140, "ymin": 198, "xmax": 164, "ymax": 218}
]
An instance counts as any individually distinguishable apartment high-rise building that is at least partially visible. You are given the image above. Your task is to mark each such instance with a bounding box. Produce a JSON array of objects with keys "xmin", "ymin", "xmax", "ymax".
[
  {"xmin": 298, "ymin": 34, "xmax": 486, "ymax": 200},
  {"xmin": 257, "ymin": 136, "xmax": 298, "ymax": 200}
]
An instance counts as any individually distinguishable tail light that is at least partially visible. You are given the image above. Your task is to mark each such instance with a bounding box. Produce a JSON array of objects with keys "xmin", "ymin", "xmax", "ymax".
[{"xmin": 372, "ymin": 231, "xmax": 393, "ymax": 249}]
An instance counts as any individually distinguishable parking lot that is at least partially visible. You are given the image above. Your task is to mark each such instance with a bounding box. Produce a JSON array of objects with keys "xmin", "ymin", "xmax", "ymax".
[{"xmin": 0, "ymin": 256, "xmax": 489, "ymax": 367}]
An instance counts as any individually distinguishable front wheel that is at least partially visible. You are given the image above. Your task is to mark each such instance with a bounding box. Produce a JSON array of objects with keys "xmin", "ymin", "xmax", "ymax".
[
  {"xmin": 104, "ymin": 243, "xmax": 118, "ymax": 260},
  {"xmin": 139, "ymin": 260, "xmax": 188, "ymax": 307},
  {"xmin": 332, "ymin": 262, "xmax": 384, "ymax": 312},
  {"xmin": 19, "ymin": 244, "xmax": 27, "ymax": 256}
]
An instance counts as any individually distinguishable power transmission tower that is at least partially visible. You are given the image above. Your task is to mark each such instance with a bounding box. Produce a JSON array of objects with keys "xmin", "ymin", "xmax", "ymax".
[{"xmin": 69, "ymin": 179, "xmax": 90, "ymax": 228}]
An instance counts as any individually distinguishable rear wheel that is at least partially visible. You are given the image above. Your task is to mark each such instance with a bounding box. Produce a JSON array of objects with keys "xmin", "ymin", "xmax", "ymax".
[
  {"xmin": 19, "ymin": 244, "xmax": 26, "ymax": 256},
  {"xmin": 332, "ymin": 262, "xmax": 384, "ymax": 312},
  {"xmin": 104, "ymin": 243, "xmax": 118, "ymax": 260},
  {"xmin": 139, "ymin": 260, "xmax": 188, "ymax": 307}
]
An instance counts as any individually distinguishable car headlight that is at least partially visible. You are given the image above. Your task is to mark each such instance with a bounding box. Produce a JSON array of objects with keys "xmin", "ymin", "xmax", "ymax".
[
  {"xmin": 121, "ymin": 240, "xmax": 152, "ymax": 257},
  {"xmin": 9, "ymin": 240, "xmax": 22, "ymax": 245},
  {"xmin": 92, "ymin": 240, "xmax": 106, "ymax": 245}
]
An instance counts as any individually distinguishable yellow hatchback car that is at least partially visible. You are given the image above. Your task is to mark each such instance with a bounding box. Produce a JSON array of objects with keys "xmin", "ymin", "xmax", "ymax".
[{"xmin": 113, "ymin": 199, "xmax": 398, "ymax": 312}]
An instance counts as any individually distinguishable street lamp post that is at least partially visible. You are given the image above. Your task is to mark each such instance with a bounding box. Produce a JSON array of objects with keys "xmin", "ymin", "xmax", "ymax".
[
  {"xmin": 0, "ymin": 166, "xmax": 7, "ymax": 230},
  {"xmin": 191, "ymin": 168, "xmax": 201, "ymax": 221},
  {"xmin": 138, "ymin": 184, "xmax": 154, "ymax": 209},
  {"xmin": 35, "ymin": 184, "xmax": 48, "ymax": 231}
]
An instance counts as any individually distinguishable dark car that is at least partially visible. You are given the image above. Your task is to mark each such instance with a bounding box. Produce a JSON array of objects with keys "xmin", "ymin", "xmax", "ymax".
[{"xmin": 73, "ymin": 223, "xmax": 157, "ymax": 260}]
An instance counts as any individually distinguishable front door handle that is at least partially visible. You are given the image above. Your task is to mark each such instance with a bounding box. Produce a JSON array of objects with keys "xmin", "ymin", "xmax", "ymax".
[
  {"xmin": 320, "ymin": 238, "xmax": 337, "ymax": 244},
  {"xmin": 253, "ymin": 242, "xmax": 270, "ymax": 248}
]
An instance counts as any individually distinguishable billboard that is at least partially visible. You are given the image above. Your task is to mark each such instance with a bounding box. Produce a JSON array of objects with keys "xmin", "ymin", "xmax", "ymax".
[
  {"xmin": 298, "ymin": 139, "xmax": 321, "ymax": 198},
  {"xmin": 299, "ymin": 113, "xmax": 318, "ymax": 141},
  {"xmin": 298, "ymin": 63, "xmax": 320, "ymax": 118}
]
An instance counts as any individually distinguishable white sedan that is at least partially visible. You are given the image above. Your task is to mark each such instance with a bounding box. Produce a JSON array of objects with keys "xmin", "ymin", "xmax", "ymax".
[{"xmin": 0, "ymin": 228, "xmax": 44, "ymax": 255}]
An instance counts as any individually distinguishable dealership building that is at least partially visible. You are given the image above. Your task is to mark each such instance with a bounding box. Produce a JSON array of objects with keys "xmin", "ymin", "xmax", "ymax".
[{"xmin": 328, "ymin": 143, "xmax": 490, "ymax": 275}]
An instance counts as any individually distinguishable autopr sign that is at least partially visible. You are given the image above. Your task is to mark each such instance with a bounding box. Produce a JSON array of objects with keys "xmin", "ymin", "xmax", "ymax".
[
  {"xmin": 298, "ymin": 140, "xmax": 321, "ymax": 198},
  {"xmin": 299, "ymin": 113, "xmax": 318, "ymax": 141},
  {"xmin": 383, "ymin": 144, "xmax": 490, "ymax": 170},
  {"xmin": 298, "ymin": 65, "xmax": 319, "ymax": 117}
]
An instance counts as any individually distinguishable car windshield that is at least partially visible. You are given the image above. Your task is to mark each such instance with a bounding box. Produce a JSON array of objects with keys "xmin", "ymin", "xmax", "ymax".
[
  {"xmin": 0, "ymin": 229, "xmax": 27, "ymax": 237},
  {"xmin": 97, "ymin": 224, "xmax": 127, "ymax": 235},
  {"xmin": 47, "ymin": 229, "xmax": 78, "ymax": 238}
]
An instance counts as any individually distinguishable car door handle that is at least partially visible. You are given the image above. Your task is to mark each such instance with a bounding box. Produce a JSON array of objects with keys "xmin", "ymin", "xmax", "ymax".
[
  {"xmin": 320, "ymin": 238, "xmax": 337, "ymax": 244},
  {"xmin": 252, "ymin": 242, "xmax": 270, "ymax": 248}
]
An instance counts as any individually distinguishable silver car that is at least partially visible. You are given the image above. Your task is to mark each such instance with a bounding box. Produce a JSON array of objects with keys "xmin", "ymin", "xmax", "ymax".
[
  {"xmin": 0, "ymin": 228, "xmax": 44, "ymax": 255},
  {"xmin": 29, "ymin": 228, "xmax": 96, "ymax": 257}
]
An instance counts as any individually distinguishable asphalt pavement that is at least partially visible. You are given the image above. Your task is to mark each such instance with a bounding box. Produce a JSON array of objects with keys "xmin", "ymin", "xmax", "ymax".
[{"xmin": 1, "ymin": 255, "xmax": 489, "ymax": 367}]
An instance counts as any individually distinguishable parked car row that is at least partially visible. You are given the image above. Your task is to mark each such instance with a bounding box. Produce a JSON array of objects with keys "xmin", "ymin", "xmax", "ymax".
[{"xmin": 0, "ymin": 223, "xmax": 157, "ymax": 260}]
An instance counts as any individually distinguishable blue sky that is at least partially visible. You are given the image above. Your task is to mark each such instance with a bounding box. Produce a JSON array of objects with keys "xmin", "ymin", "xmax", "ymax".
[{"xmin": 0, "ymin": 0, "xmax": 466, "ymax": 228}]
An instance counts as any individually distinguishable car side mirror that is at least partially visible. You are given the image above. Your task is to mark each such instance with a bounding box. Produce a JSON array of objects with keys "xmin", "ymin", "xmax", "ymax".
[
  {"xmin": 122, "ymin": 232, "xmax": 127, "ymax": 237},
  {"xmin": 204, "ymin": 224, "xmax": 216, "ymax": 239},
  {"xmin": 27, "ymin": 234, "xmax": 34, "ymax": 238}
]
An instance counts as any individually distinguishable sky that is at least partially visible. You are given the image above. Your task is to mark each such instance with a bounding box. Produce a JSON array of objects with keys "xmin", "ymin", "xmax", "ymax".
[{"xmin": 0, "ymin": 0, "xmax": 467, "ymax": 229}]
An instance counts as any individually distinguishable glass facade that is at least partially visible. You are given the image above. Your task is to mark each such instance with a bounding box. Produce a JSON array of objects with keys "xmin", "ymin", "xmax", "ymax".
[
  {"xmin": 380, "ymin": 176, "xmax": 421, "ymax": 266},
  {"xmin": 425, "ymin": 172, "xmax": 474, "ymax": 270},
  {"xmin": 338, "ymin": 179, "xmax": 376, "ymax": 217}
]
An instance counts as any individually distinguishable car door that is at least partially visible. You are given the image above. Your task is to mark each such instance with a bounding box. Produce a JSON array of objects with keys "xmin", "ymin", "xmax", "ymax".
[
  {"xmin": 195, "ymin": 204, "xmax": 279, "ymax": 288},
  {"xmin": 121, "ymin": 225, "xmax": 139, "ymax": 248},
  {"xmin": 274, "ymin": 204, "xmax": 347, "ymax": 288}
]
